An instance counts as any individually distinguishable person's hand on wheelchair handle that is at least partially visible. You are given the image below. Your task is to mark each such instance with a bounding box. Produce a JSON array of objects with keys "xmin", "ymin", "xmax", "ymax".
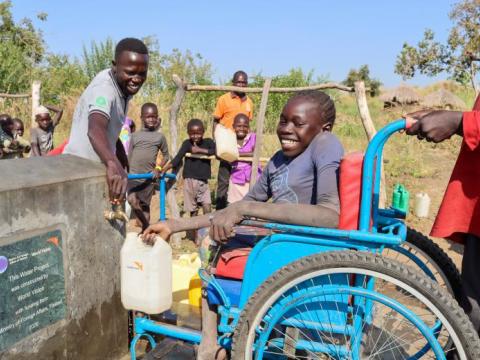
[{"xmin": 405, "ymin": 109, "xmax": 463, "ymax": 143}]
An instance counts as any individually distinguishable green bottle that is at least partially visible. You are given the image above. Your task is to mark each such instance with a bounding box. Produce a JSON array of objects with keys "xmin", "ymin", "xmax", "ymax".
[{"xmin": 392, "ymin": 184, "xmax": 410, "ymax": 213}]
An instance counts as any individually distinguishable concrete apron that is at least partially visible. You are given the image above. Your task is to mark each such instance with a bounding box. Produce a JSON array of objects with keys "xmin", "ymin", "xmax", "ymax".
[{"xmin": 0, "ymin": 155, "xmax": 127, "ymax": 359}]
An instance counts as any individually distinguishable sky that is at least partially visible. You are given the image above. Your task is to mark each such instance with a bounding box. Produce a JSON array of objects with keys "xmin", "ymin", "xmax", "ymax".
[{"xmin": 11, "ymin": 0, "xmax": 457, "ymax": 87}]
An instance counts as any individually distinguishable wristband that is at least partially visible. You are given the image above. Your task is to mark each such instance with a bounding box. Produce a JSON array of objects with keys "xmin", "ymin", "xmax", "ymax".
[{"xmin": 155, "ymin": 165, "xmax": 163, "ymax": 171}]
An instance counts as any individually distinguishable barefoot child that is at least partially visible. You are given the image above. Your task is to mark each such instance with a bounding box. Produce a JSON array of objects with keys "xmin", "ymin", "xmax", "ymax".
[
  {"xmin": 127, "ymin": 103, "xmax": 169, "ymax": 231},
  {"xmin": 143, "ymin": 91, "xmax": 343, "ymax": 359},
  {"xmin": 227, "ymin": 113, "xmax": 261, "ymax": 203}
]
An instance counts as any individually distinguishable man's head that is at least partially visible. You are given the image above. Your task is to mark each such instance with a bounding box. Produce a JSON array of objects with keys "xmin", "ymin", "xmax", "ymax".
[
  {"xmin": 12, "ymin": 118, "xmax": 24, "ymax": 137},
  {"xmin": 35, "ymin": 106, "xmax": 53, "ymax": 130},
  {"xmin": 233, "ymin": 113, "xmax": 250, "ymax": 140},
  {"xmin": 112, "ymin": 38, "xmax": 149, "ymax": 96},
  {"xmin": 141, "ymin": 102, "xmax": 160, "ymax": 131},
  {"xmin": 187, "ymin": 118, "xmax": 205, "ymax": 144},
  {"xmin": 232, "ymin": 70, "xmax": 248, "ymax": 98},
  {"xmin": 277, "ymin": 90, "xmax": 336, "ymax": 158}
]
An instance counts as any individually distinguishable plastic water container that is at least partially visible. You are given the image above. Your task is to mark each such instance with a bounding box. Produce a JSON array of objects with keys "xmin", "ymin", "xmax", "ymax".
[
  {"xmin": 392, "ymin": 184, "xmax": 410, "ymax": 213},
  {"xmin": 172, "ymin": 253, "xmax": 201, "ymax": 305},
  {"xmin": 214, "ymin": 124, "xmax": 239, "ymax": 162},
  {"xmin": 188, "ymin": 273, "xmax": 202, "ymax": 308},
  {"xmin": 121, "ymin": 232, "xmax": 172, "ymax": 314},
  {"xmin": 414, "ymin": 193, "xmax": 431, "ymax": 218}
]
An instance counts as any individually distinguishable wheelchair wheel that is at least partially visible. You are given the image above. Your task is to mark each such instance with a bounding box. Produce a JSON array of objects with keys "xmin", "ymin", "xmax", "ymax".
[
  {"xmin": 382, "ymin": 227, "xmax": 461, "ymax": 299},
  {"xmin": 232, "ymin": 251, "xmax": 480, "ymax": 360}
]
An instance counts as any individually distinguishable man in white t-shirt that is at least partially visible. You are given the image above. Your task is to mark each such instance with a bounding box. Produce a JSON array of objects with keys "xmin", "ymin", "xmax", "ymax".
[{"xmin": 64, "ymin": 37, "xmax": 149, "ymax": 202}]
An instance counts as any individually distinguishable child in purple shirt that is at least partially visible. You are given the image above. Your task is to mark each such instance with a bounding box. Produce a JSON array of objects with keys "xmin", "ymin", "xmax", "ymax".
[{"xmin": 227, "ymin": 113, "xmax": 262, "ymax": 203}]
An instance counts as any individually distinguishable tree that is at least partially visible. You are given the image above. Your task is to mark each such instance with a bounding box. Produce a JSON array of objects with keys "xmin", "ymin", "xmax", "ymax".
[
  {"xmin": 0, "ymin": 0, "xmax": 46, "ymax": 93},
  {"xmin": 343, "ymin": 65, "xmax": 382, "ymax": 96},
  {"xmin": 395, "ymin": 0, "xmax": 480, "ymax": 93},
  {"xmin": 250, "ymin": 68, "xmax": 327, "ymax": 132},
  {"xmin": 82, "ymin": 38, "xmax": 115, "ymax": 81},
  {"xmin": 35, "ymin": 54, "xmax": 88, "ymax": 103}
]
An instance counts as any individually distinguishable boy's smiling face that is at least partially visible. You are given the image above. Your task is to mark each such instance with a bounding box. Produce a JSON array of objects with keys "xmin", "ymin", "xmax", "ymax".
[
  {"xmin": 141, "ymin": 106, "xmax": 160, "ymax": 131},
  {"xmin": 277, "ymin": 97, "xmax": 330, "ymax": 158},
  {"xmin": 188, "ymin": 124, "xmax": 204, "ymax": 144}
]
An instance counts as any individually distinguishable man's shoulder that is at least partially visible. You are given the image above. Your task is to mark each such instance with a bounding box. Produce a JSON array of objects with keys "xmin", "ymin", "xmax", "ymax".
[{"xmin": 85, "ymin": 69, "xmax": 117, "ymax": 97}]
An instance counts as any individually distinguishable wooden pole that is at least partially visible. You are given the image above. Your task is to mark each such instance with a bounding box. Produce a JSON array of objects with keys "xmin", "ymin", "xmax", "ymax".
[
  {"xmin": 250, "ymin": 78, "xmax": 272, "ymax": 189},
  {"xmin": 186, "ymin": 82, "xmax": 354, "ymax": 93},
  {"xmin": 0, "ymin": 93, "xmax": 30, "ymax": 98},
  {"xmin": 31, "ymin": 80, "xmax": 41, "ymax": 127},
  {"xmin": 354, "ymin": 81, "xmax": 387, "ymax": 208},
  {"xmin": 166, "ymin": 74, "xmax": 187, "ymax": 249}
]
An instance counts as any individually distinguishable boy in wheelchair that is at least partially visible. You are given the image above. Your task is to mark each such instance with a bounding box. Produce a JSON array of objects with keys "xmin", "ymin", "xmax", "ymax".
[{"xmin": 143, "ymin": 90, "xmax": 344, "ymax": 359}]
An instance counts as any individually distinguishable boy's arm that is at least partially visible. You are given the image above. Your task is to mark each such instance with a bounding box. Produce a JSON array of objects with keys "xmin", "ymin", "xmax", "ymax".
[
  {"xmin": 30, "ymin": 129, "xmax": 41, "ymax": 156},
  {"xmin": 116, "ymin": 139, "xmax": 129, "ymax": 172},
  {"xmin": 143, "ymin": 201, "xmax": 338, "ymax": 243},
  {"xmin": 45, "ymin": 105, "xmax": 64, "ymax": 127},
  {"xmin": 191, "ymin": 139, "xmax": 215, "ymax": 155},
  {"xmin": 157, "ymin": 135, "xmax": 170, "ymax": 168}
]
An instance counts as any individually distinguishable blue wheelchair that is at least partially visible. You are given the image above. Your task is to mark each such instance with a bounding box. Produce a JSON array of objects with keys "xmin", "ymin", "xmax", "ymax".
[{"xmin": 128, "ymin": 119, "xmax": 480, "ymax": 359}]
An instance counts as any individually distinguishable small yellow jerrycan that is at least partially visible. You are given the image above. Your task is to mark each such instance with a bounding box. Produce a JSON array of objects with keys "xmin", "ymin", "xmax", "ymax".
[
  {"xmin": 188, "ymin": 273, "xmax": 202, "ymax": 308},
  {"xmin": 172, "ymin": 253, "xmax": 201, "ymax": 304}
]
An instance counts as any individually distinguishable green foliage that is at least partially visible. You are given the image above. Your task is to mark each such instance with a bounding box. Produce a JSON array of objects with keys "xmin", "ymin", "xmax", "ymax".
[
  {"xmin": 250, "ymin": 68, "xmax": 328, "ymax": 132},
  {"xmin": 0, "ymin": 0, "xmax": 45, "ymax": 93},
  {"xmin": 140, "ymin": 36, "xmax": 217, "ymax": 129},
  {"xmin": 82, "ymin": 37, "xmax": 114, "ymax": 81},
  {"xmin": 35, "ymin": 54, "xmax": 88, "ymax": 103},
  {"xmin": 342, "ymin": 64, "xmax": 382, "ymax": 96},
  {"xmin": 395, "ymin": 0, "xmax": 480, "ymax": 91}
]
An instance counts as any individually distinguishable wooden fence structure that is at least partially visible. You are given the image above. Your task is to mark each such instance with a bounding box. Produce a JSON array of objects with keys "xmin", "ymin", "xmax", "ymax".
[
  {"xmin": 166, "ymin": 76, "xmax": 387, "ymax": 246},
  {"xmin": 0, "ymin": 81, "xmax": 41, "ymax": 127}
]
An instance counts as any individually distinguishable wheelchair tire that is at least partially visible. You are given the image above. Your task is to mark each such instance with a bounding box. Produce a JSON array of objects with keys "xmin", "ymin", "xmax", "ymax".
[
  {"xmin": 405, "ymin": 226, "xmax": 462, "ymax": 299},
  {"xmin": 231, "ymin": 251, "xmax": 480, "ymax": 360}
]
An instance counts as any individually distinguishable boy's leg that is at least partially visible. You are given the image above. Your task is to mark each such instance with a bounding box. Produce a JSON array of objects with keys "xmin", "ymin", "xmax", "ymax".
[
  {"xmin": 184, "ymin": 179, "xmax": 198, "ymax": 241},
  {"xmin": 127, "ymin": 192, "xmax": 149, "ymax": 231},
  {"xmin": 197, "ymin": 296, "xmax": 227, "ymax": 360},
  {"xmin": 215, "ymin": 160, "xmax": 231, "ymax": 210}
]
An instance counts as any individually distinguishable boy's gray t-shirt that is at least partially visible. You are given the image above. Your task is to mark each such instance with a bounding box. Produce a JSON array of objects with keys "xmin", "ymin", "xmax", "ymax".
[
  {"xmin": 30, "ymin": 125, "xmax": 54, "ymax": 156},
  {"xmin": 129, "ymin": 129, "xmax": 170, "ymax": 175},
  {"xmin": 244, "ymin": 132, "xmax": 344, "ymax": 213},
  {"xmin": 63, "ymin": 69, "xmax": 130, "ymax": 162}
]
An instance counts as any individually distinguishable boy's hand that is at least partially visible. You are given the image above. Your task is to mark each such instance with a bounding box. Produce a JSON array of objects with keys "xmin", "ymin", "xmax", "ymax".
[
  {"xmin": 142, "ymin": 221, "xmax": 173, "ymax": 244},
  {"xmin": 191, "ymin": 144, "xmax": 202, "ymax": 154},
  {"xmin": 209, "ymin": 203, "xmax": 244, "ymax": 243},
  {"xmin": 405, "ymin": 110, "xmax": 463, "ymax": 143},
  {"xmin": 152, "ymin": 168, "xmax": 161, "ymax": 180}
]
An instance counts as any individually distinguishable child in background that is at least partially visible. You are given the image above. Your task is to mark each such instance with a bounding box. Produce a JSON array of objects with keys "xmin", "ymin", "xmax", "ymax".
[
  {"xmin": 162, "ymin": 119, "xmax": 215, "ymax": 240},
  {"xmin": 127, "ymin": 103, "xmax": 169, "ymax": 231},
  {"xmin": 0, "ymin": 117, "xmax": 30, "ymax": 159},
  {"xmin": 227, "ymin": 113, "xmax": 261, "ymax": 203},
  {"xmin": 12, "ymin": 118, "xmax": 25, "ymax": 137},
  {"xmin": 30, "ymin": 105, "xmax": 63, "ymax": 156}
]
